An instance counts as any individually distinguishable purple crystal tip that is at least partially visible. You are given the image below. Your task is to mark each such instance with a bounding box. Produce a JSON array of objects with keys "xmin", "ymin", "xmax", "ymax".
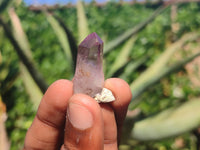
[
  {"xmin": 73, "ymin": 32, "xmax": 104, "ymax": 97},
  {"xmin": 79, "ymin": 32, "xmax": 103, "ymax": 48}
]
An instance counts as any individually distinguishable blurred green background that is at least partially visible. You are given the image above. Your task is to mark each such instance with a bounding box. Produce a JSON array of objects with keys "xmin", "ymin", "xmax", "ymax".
[{"xmin": 1, "ymin": 0, "xmax": 200, "ymax": 149}]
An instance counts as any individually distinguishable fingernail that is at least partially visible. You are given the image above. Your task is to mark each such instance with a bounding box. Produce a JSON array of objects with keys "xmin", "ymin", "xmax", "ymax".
[{"xmin": 67, "ymin": 103, "xmax": 93, "ymax": 130}]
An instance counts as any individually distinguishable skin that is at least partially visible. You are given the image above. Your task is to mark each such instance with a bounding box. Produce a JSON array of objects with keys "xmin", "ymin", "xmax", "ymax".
[{"xmin": 23, "ymin": 78, "xmax": 132, "ymax": 150}]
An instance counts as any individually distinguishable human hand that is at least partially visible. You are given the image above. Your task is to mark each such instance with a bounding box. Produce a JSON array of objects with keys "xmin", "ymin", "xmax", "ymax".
[{"xmin": 23, "ymin": 78, "xmax": 132, "ymax": 150}]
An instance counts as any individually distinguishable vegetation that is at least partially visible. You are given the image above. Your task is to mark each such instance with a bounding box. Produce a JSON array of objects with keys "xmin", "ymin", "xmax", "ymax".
[{"xmin": 1, "ymin": 0, "xmax": 200, "ymax": 149}]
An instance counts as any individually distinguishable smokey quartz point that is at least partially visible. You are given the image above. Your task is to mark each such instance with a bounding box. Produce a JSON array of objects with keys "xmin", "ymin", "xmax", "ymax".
[{"xmin": 73, "ymin": 32, "xmax": 104, "ymax": 98}]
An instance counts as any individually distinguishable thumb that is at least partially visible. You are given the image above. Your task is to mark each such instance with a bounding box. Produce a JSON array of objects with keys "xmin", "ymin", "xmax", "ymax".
[{"xmin": 61, "ymin": 94, "xmax": 104, "ymax": 150}]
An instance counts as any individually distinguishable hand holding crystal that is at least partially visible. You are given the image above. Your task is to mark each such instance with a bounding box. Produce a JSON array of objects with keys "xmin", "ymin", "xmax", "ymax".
[
  {"xmin": 24, "ymin": 78, "xmax": 132, "ymax": 150},
  {"xmin": 24, "ymin": 33, "xmax": 132, "ymax": 150}
]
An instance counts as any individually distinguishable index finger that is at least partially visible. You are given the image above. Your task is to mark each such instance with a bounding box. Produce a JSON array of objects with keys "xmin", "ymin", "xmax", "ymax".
[
  {"xmin": 104, "ymin": 78, "xmax": 132, "ymax": 142},
  {"xmin": 24, "ymin": 79, "xmax": 73, "ymax": 150}
]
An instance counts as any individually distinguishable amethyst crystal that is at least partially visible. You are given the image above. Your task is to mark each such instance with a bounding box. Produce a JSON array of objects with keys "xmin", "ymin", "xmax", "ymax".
[{"xmin": 73, "ymin": 32, "xmax": 104, "ymax": 98}]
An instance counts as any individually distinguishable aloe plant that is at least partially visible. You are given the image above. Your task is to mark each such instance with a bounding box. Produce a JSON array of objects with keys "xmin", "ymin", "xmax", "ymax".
[
  {"xmin": 8, "ymin": 8, "xmax": 43, "ymax": 109},
  {"xmin": 77, "ymin": 0, "xmax": 90, "ymax": 43},
  {"xmin": 130, "ymin": 32, "xmax": 199, "ymax": 104},
  {"xmin": 0, "ymin": 0, "xmax": 12, "ymax": 13},
  {"xmin": 52, "ymin": 15, "xmax": 78, "ymax": 69},
  {"xmin": 0, "ymin": 16, "xmax": 48, "ymax": 93},
  {"xmin": 132, "ymin": 98, "xmax": 200, "ymax": 141},
  {"xmin": 106, "ymin": 36, "xmax": 136, "ymax": 78},
  {"xmin": 104, "ymin": 4, "xmax": 168, "ymax": 54},
  {"xmin": 45, "ymin": 12, "xmax": 73, "ymax": 69}
]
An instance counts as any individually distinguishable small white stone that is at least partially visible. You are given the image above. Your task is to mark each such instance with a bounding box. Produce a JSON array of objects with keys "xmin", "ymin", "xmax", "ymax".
[{"xmin": 94, "ymin": 88, "xmax": 115, "ymax": 103}]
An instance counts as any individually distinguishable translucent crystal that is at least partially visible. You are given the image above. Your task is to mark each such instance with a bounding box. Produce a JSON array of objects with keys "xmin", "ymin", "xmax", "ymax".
[{"xmin": 73, "ymin": 32, "xmax": 104, "ymax": 98}]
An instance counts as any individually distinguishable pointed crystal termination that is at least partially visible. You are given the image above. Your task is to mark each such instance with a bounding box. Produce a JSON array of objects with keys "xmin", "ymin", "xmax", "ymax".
[{"xmin": 73, "ymin": 32, "xmax": 104, "ymax": 98}]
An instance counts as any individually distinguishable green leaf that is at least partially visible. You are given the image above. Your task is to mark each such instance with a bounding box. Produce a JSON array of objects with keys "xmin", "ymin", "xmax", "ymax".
[
  {"xmin": 19, "ymin": 63, "xmax": 42, "ymax": 111},
  {"xmin": 0, "ymin": 15, "xmax": 48, "ymax": 93},
  {"xmin": 104, "ymin": 5, "xmax": 168, "ymax": 54},
  {"xmin": 77, "ymin": 0, "xmax": 90, "ymax": 43},
  {"xmin": 130, "ymin": 32, "xmax": 199, "ymax": 102},
  {"xmin": 0, "ymin": 0, "xmax": 12, "ymax": 13},
  {"xmin": 45, "ymin": 12, "xmax": 73, "ymax": 67},
  {"xmin": 0, "ymin": 51, "xmax": 2, "ymax": 65},
  {"xmin": 54, "ymin": 16, "xmax": 78, "ymax": 69},
  {"xmin": 132, "ymin": 98, "xmax": 200, "ymax": 141},
  {"xmin": 119, "ymin": 55, "xmax": 148, "ymax": 81},
  {"xmin": 8, "ymin": 8, "xmax": 43, "ymax": 109},
  {"xmin": 8, "ymin": 7, "xmax": 32, "ymax": 60},
  {"xmin": 106, "ymin": 36, "xmax": 136, "ymax": 78},
  {"xmin": 130, "ymin": 51, "xmax": 200, "ymax": 108}
]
